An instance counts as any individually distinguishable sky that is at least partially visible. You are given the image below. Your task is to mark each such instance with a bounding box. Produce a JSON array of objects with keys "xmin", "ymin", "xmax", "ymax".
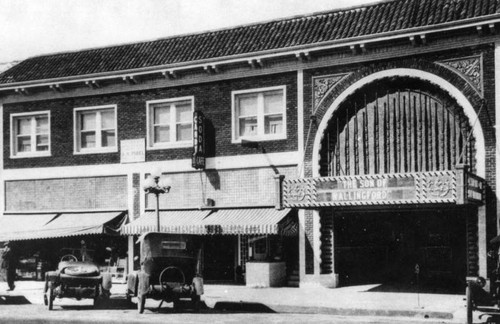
[{"xmin": 0, "ymin": 0, "xmax": 376, "ymax": 64}]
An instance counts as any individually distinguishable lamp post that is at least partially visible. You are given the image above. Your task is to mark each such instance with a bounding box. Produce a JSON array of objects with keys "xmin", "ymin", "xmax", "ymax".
[{"xmin": 143, "ymin": 169, "xmax": 172, "ymax": 232}]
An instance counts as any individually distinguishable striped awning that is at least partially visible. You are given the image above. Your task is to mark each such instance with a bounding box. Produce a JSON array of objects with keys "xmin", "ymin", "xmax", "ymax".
[
  {"xmin": 203, "ymin": 208, "xmax": 292, "ymax": 235},
  {"xmin": 0, "ymin": 214, "xmax": 58, "ymax": 241},
  {"xmin": 121, "ymin": 208, "xmax": 294, "ymax": 236},
  {"xmin": 0, "ymin": 212, "xmax": 126, "ymax": 241},
  {"xmin": 121, "ymin": 210, "xmax": 211, "ymax": 235}
]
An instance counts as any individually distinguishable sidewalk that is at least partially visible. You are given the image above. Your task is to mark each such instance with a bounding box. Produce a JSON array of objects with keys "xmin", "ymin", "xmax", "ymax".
[
  {"xmin": 1, "ymin": 280, "xmax": 468, "ymax": 323},
  {"xmin": 203, "ymin": 284, "xmax": 467, "ymax": 322}
]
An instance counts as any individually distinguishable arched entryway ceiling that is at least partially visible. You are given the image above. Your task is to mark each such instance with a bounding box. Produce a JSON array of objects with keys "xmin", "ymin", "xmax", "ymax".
[{"xmin": 312, "ymin": 68, "xmax": 485, "ymax": 178}]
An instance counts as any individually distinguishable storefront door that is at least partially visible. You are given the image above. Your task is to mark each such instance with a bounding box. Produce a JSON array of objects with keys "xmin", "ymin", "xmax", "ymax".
[{"xmin": 203, "ymin": 236, "xmax": 237, "ymax": 282}]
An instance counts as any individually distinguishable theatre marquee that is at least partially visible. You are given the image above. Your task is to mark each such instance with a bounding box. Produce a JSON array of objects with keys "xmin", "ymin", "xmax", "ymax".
[{"xmin": 279, "ymin": 169, "xmax": 484, "ymax": 208}]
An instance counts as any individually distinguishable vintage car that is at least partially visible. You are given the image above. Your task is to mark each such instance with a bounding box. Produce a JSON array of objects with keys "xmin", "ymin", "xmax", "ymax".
[
  {"xmin": 126, "ymin": 232, "xmax": 204, "ymax": 313},
  {"xmin": 43, "ymin": 254, "xmax": 112, "ymax": 310}
]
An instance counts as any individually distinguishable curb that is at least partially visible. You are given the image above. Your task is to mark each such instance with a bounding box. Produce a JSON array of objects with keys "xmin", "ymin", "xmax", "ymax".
[{"xmin": 208, "ymin": 300, "xmax": 455, "ymax": 320}]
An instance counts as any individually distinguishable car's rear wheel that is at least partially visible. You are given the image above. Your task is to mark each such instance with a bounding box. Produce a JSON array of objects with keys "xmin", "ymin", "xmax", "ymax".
[
  {"xmin": 137, "ymin": 295, "xmax": 145, "ymax": 314},
  {"xmin": 192, "ymin": 294, "xmax": 201, "ymax": 312},
  {"xmin": 47, "ymin": 286, "xmax": 54, "ymax": 311}
]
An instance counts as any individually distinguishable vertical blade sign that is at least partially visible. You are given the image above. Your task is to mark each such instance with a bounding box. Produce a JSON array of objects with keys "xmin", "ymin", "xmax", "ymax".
[{"xmin": 192, "ymin": 110, "xmax": 206, "ymax": 169}]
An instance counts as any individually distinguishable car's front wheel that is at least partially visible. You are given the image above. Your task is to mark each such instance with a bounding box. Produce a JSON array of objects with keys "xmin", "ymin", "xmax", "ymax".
[
  {"xmin": 137, "ymin": 295, "xmax": 145, "ymax": 314},
  {"xmin": 46, "ymin": 286, "xmax": 54, "ymax": 310}
]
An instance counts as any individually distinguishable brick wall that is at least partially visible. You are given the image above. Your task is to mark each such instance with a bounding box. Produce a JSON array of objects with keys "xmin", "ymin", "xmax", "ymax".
[
  {"xmin": 3, "ymin": 73, "xmax": 298, "ymax": 169},
  {"xmin": 145, "ymin": 166, "xmax": 298, "ymax": 209},
  {"xmin": 5, "ymin": 175, "xmax": 128, "ymax": 211}
]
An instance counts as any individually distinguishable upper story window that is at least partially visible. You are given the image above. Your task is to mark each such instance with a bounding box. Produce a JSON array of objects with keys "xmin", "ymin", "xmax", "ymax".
[
  {"xmin": 232, "ymin": 86, "xmax": 286, "ymax": 143},
  {"xmin": 10, "ymin": 111, "xmax": 51, "ymax": 158},
  {"xmin": 147, "ymin": 97, "xmax": 194, "ymax": 149},
  {"xmin": 74, "ymin": 105, "xmax": 117, "ymax": 154}
]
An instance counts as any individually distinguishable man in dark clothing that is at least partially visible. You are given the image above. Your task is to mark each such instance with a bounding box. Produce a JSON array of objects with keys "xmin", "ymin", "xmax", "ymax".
[{"xmin": 1, "ymin": 242, "xmax": 17, "ymax": 291}]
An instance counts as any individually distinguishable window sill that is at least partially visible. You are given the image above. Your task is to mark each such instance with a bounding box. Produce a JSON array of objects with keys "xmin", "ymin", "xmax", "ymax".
[
  {"xmin": 232, "ymin": 135, "xmax": 287, "ymax": 144},
  {"xmin": 74, "ymin": 148, "xmax": 118, "ymax": 155},
  {"xmin": 147, "ymin": 142, "xmax": 192, "ymax": 150},
  {"xmin": 10, "ymin": 152, "xmax": 52, "ymax": 159}
]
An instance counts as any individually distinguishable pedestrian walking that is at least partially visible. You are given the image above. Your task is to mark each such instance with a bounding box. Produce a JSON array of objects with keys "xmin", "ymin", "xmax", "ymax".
[{"xmin": 1, "ymin": 242, "xmax": 18, "ymax": 291}]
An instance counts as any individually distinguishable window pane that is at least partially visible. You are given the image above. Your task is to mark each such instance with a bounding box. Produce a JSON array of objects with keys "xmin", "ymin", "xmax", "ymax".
[
  {"xmin": 237, "ymin": 95, "xmax": 258, "ymax": 117},
  {"xmin": 101, "ymin": 130, "xmax": 115, "ymax": 147},
  {"xmin": 154, "ymin": 125, "xmax": 170, "ymax": 143},
  {"xmin": 265, "ymin": 115, "xmax": 283, "ymax": 134},
  {"xmin": 36, "ymin": 135, "xmax": 49, "ymax": 151},
  {"xmin": 154, "ymin": 105, "xmax": 170, "ymax": 125},
  {"xmin": 239, "ymin": 117, "xmax": 257, "ymax": 137},
  {"xmin": 36, "ymin": 135, "xmax": 48, "ymax": 145},
  {"xmin": 264, "ymin": 91, "xmax": 283, "ymax": 114},
  {"xmin": 176, "ymin": 124, "xmax": 192, "ymax": 141},
  {"xmin": 17, "ymin": 118, "xmax": 31, "ymax": 135},
  {"xmin": 101, "ymin": 110, "xmax": 115, "ymax": 129},
  {"xmin": 36, "ymin": 116, "xmax": 48, "ymax": 133},
  {"xmin": 81, "ymin": 113, "xmax": 96, "ymax": 131},
  {"xmin": 176, "ymin": 102, "xmax": 192, "ymax": 123},
  {"xmin": 17, "ymin": 136, "xmax": 31, "ymax": 152},
  {"xmin": 81, "ymin": 132, "xmax": 96, "ymax": 148}
]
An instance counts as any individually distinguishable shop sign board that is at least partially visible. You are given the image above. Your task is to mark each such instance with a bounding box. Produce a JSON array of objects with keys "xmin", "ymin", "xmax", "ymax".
[
  {"xmin": 281, "ymin": 171, "xmax": 484, "ymax": 208},
  {"xmin": 192, "ymin": 110, "xmax": 206, "ymax": 170},
  {"xmin": 120, "ymin": 139, "xmax": 145, "ymax": 164}
]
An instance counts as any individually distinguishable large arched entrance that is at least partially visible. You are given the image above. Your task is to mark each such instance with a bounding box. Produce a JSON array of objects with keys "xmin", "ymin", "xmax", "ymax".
[
  {"xmin": 287, "ymin": 68, "xmax": 488, "ymax": 293},
  {"xmin": 318, "ymin": 77, "xmax": 475, "ymax": 291}
]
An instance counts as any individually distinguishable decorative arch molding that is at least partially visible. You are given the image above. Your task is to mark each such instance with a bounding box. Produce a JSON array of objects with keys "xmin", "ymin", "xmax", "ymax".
[
  {"xmin": 436, "ymin": 55, "xmax": 483, "ymax": 96},
  {"xmin": 311, "ymin": 68, "xmax": 486, "ymax": 178},
  {"xmin": 312, "ymin": 73, "xmax": 351, "ymax": 114}
]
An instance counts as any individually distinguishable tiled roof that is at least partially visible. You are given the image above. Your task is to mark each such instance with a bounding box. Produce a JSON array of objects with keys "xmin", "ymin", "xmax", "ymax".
[{"xmin": 1, "ymin": 0, "xmax": 500, "ymax": 85}]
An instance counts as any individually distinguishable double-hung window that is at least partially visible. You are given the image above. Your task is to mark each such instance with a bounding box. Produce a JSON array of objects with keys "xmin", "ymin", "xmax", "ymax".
[
  {"xmin": 232, "ymin": 86, "xmax": 286, "ymax": 142},
  {"xmin": 74, "ymin": 105, "xmax": 117, "ymax": 153},
  {"xmin": 147, "ymin": 97, "xmax": 193, "ymax": 149},
  {"xmin": 11, "ymin": 111, "xmax": 50, "ymax": 158}
]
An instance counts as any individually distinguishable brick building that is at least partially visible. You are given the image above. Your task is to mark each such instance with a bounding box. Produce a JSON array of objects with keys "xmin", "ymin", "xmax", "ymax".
[{"xmin": 0, "ymin": 0, "xmax": 497, "ymax": 290}]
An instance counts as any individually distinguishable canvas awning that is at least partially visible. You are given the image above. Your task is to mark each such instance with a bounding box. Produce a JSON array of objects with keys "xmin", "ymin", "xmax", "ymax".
[
  {"xmin": 122, "ymin": 208, "xmax": 295, "ymax": 236},
  {"xmin": 0, "ymin": 212, "xmax": 126, "ymax": 241},
  {"xmin": 202, "ymin": 208, "xmax": 293, "ymax": 235},
  {"xmin": 121, "ymin": 210, "xmax": 211, "ymax": 235}
]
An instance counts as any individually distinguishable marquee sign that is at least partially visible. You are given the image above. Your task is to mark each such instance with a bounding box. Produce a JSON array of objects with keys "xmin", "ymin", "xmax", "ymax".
[{"xmin": 280, "ymin": 170, "xmax": 484, "ymax": 208}]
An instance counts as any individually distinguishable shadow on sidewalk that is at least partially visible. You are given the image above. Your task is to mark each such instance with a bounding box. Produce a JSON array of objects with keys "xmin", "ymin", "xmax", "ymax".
[
  {"xmin": 0, "ymin": 295, "xmax": 31, "ymax": 304},
  {"xmin": 366, "ymin": 282, "xmax": 465, "ymax": 295},
  {"xmin": 212, "ymin": 301, "xmax": 275, "ymax": 313}
]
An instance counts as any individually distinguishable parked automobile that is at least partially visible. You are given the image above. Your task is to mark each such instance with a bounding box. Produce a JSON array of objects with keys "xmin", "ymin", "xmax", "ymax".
[
  {"xmin": 43, "ymin": 254, "xmax": 112, "ymax": 310},
  {"xmin": 126, "ymin": 232, "xmax": 204, "ymax": 313}
]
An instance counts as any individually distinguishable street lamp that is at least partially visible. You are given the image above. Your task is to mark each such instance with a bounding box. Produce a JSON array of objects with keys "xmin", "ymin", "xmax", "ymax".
[{"xmin": 143, "ymin": 168, "xmax": 172, "ymax": 232}]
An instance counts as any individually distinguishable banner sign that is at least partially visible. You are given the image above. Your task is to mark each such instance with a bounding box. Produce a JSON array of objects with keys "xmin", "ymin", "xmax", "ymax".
[
  {"xmin": 281, "ymin": 170, "xmax": 484, "ymax": 208},
  {"xmin": 192, "ymin": 110, "xmax": 206, "ymax": 169}
]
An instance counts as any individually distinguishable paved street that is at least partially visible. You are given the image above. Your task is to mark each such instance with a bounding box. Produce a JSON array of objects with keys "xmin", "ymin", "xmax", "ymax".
[
  {"xmin": 0, "ymin": 280, "xmax": 477, "ymax": 323},
  {"xmin": 0, "ymin": 302, "xmax": 468, "ymax": 324}
]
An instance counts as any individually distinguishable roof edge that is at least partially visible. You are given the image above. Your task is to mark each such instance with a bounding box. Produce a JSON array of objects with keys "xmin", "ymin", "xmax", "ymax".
[{"xmin": 1, "ymin": 12, "xmax": 499, "ymax": 90}]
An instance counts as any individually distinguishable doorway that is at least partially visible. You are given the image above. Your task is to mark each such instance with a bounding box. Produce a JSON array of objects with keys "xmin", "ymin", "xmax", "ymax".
[
  {"xmin": 203, "ymin": 236, "xmax": 237, "ymax": 282},
  {"xmin": 333, "ymin": 207, "xmax": 467, "ymax": 293}
]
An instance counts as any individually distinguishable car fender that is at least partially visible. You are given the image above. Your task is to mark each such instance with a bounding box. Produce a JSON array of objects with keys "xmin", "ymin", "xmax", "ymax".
[
  {"xmin": 193, "ymin": 276, "xmax": 204, "ymax": 295},
  {"xmin": 137, "ymin": 272, "xmax": 150, "ymax": 297},
  {"xmin": 101, "ymin": 272, "xmax": 112, "ymax": 291},
  {"xmin": 45, "ymin": 271, "xmax": 60, "ymax": 284},
  {"xmin": 126, "ymin": 272, "xmax": 139, "ymax": 296}
]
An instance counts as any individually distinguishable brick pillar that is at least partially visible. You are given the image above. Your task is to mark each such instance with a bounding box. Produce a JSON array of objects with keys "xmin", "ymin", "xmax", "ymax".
[
  {"xmin": 320, "ymin": 210, "xmax": 334, "ymax": 274},
  {"xmin": 467, "ymin": 211, "xmax": 479, "ymax": 276},
  {"xmin": 305, "ymin": 209, "xmax": 314, "ymax": 274}
]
